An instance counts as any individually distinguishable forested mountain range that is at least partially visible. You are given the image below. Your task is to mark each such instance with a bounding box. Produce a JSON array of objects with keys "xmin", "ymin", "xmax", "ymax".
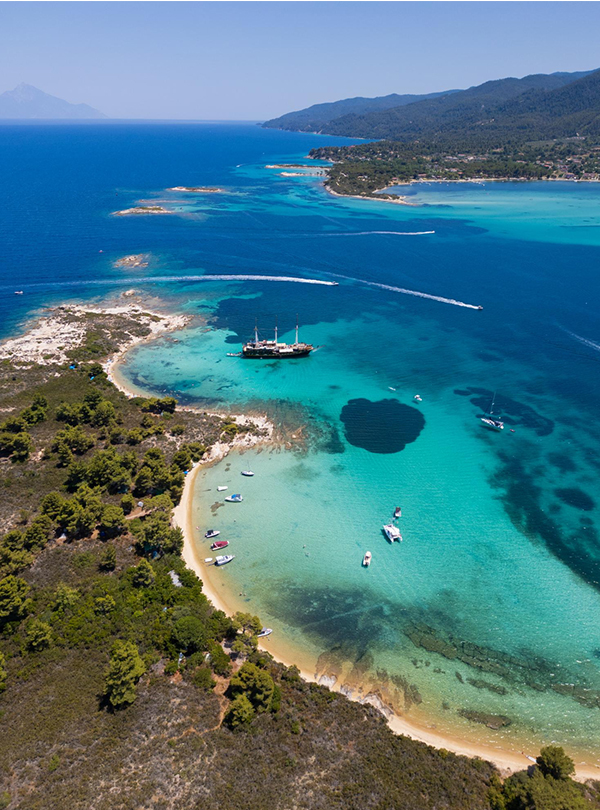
[
  {"xmin": 264, "ymin": 69, "xmax": 596, "ymax": 143},
  {"xmin": 261, "ymin": 89, "xmax": 458, "ymax": 133}
]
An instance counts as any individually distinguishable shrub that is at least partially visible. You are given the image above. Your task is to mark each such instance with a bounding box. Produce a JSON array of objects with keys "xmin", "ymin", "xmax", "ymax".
[
  {"xmin": 0, "ymin": 575, "xmax": 31, "ymax": 627},
  {"xmin": 229, "ymin": 662, "xmax": 275, "ymax": 712},
  {"xmin": 26, "ymin": 619, "xmax": 52, "ymax": 651},
  {"xmin": 131, "ymin": 559, "xmax": 155, "ymax": 588},
  {"xmin": 53, "ymin": 583, "xmax": 81, "ymax": 612},
  {"xmin": 192, "ymin": 666, "xmax": 216, "ymax": 691},
  {"xmin": 173, "ymin": 616, "xmax": 207, "ymax": 655},
  {"xmin": 536, "ymin": 745, "xmax": 575, "ymax": 780},
  {"xmin": 120, "ymin": 493, "xmax": 136, "ymax": 515},
  {"xmin": 103, "ymin": 640, "xmax": 146, "ymax": 710},
  {"xmin": 225, "ymin": 694, "xmax": 255, "ymax": 729},
  {"xmin": 207, "ymin": 641, "xmax": 232, "ymax": 677},
  {"xmin": 99, "ymin": 545, "xmax": 117, "ymax": 572},
  {"xmin": 0, "ymin": 652, "xmax": 7, "ymax": 692}
]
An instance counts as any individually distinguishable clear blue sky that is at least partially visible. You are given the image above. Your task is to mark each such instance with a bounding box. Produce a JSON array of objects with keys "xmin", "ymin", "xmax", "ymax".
[{"xmin": 1, "ymin": 1, "xmax": 599, "ymax": 120}]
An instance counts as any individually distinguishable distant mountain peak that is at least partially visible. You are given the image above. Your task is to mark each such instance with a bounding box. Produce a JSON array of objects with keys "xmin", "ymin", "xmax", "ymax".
[{"xmin": 0, "ymin": 84, "xmax": 106, "ymax": 120}]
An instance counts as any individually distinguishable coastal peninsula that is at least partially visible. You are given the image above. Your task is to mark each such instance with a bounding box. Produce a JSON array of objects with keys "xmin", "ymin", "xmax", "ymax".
[{"xmin": 1, "ymin": 297, "xmax": 598, "ymax": 808}]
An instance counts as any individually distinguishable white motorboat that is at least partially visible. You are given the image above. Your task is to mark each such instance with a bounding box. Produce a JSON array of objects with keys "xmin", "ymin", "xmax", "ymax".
[
  {"xmin": 204, "ymin": 557, "xmax": 213, "ymax": 563},
  {"xmin": 383, "ymin": 523, "xmax": 402, "ymax": 542},
  {"xmin": 225, "ymin": 494, "xmax": 243, "ymax": 502},
  {"xmin": 217, "ymin": 486, "xmax": 228, "ymax": 492},
  {"xmin": 241, "ymin": 470, "xmax": 254, "ymax": 477},
  {"xmin": 257, "ymin": 627, "xmax": 273, "ymax": 638},
  {"xmin": 413, "ymin": 394, "xmax": 422, "ymax": 402},
  {"xmin": 215, "ymin": 554, "xmax": 235, "ymax": 566},
  {"xmin": 205, "ymin": 529, "xmax": 220, "ymax": 539},
  {"xmin": 363, "ymin": 551, "xmax": 372, "ymax": 567},
  {"xmin": 394, "ymin": 506, "xmax": 402, "ymax": 519}
]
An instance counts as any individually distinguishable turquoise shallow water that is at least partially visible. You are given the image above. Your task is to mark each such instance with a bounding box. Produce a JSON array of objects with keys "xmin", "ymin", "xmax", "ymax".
[
  {"xmin": 4, "ymin": 122, "xmax": 599, "ymax": 758},
  {"xmin": 118, "ymin": 163, "xmax": 600, "ymax": 759}
]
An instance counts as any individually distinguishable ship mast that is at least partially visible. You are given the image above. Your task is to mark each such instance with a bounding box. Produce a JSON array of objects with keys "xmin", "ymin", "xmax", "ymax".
[
  {"xmin": 274, "ymin": 316, "xmax": 278, "ymax": 344},
  {"xmin": 295, "ymin": 314, "xmax": 299, "ymax": 345},
  {"xmin": 254, "ymin": 318, "xmax": 258, "ymax": 345}
]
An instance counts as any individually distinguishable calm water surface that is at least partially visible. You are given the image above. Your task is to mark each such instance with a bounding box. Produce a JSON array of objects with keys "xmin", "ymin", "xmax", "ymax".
[{"xmin": 2, "ymin": 123, "xmax": 600, "ymax": 759}]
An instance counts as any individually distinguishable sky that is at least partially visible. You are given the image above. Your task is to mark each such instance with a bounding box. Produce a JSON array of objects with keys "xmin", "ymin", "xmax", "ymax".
[{"xmin": 1, "ymin": 1, "xmax": 600, "ymax": 120}]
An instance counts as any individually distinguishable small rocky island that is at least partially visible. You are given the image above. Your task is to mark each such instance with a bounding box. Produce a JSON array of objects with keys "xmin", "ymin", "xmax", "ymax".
[
  {"xmin": 167, "ymin": 186, "xmax": 225, "ymax": 193},
  {"xmin": 114, "ymin": 254, "xmax": 150, "ymax": 269},
  {"xmin": 113, "ymin": 205, "xmax": 171, "ymax": 216}
]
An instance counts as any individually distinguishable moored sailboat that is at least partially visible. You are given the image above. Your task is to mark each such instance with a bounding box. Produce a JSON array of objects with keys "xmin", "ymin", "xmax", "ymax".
[
  {"xmin": 480, "ymin": 391, "xmax": 504, "ymax": 431},
  {"xmin": 242, "ymin": 316, "xmax": 314, "ymax": 359}
]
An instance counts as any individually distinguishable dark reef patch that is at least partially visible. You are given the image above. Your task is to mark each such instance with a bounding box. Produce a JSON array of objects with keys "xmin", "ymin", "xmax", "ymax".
[
  {"xmin": 340, "ymin": 398, "xmax": 425, "ymax": 454},
  {"xmin": 492, "ymin": 451, "xmax": 600, "ymax": 591},
  {"xmin": 547, "ymin": 451, "xmax": 577, "ymax": 474},
  {"xmin": 454, "ymin": 387, "xmax": 554, "ymax": 436},
  {"xmin": 555, "ymin": 487, "xmax": 596, "ymax": 512}
]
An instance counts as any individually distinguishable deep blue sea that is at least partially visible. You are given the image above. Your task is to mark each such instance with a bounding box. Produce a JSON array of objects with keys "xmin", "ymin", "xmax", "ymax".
[{"xmin": 2, "ymin": 122, "xmax": 600, "ymax": 762}]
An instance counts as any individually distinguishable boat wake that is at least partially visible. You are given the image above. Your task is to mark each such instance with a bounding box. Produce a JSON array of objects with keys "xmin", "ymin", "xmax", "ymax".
[
  {"xmin": 322, "ymin": 271, "xmax": 482, "ymax": 310},
  {"xmin": 7, "ymin": 274, "xmax": 338, "ymax": 291},
  {"xmin": 319, "ymin": 230, "xmax": 435, "ymax": 237},
  {"xmin": 562, "ymin": 328, "xmax": 600, "ymax": 354}
]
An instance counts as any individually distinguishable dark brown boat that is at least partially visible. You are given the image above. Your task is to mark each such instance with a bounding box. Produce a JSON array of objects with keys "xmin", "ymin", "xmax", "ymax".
[{"xmin": 243, "ymin": 317, "xmax": 314, "ymax": 359}]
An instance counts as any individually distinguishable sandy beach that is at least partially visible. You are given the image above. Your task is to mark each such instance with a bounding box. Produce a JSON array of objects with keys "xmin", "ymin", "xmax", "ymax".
[
  {"xmin": 324, "ymin": 184, "xmax": 419, "ymax": 206},
  {"xmin": 171, "ymin": 453, "xmax": 600, "ymax": 782},
  {"xmin": 104, "ymin": 312, "xmax": 599, "ymax": 782}
]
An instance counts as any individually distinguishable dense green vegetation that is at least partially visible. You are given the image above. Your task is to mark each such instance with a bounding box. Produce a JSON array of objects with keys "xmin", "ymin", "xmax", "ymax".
[
  {"xmin": 0, "ymin": 311, "xmax": 599, "ymax": 808},
  {"xmin": 265, "ymin": 68, "xmax": 596, "ymax": 142},
  {"xmin": 310, "ymin": 136, "xmax": 600, "ymax": 197},
  {"xmin": 272, "ymin": 68, "xmax": 600, "ymax": 195},
  {"xmin": 262, "ymin": 88, "xmax": 456, "ymax": 132}
]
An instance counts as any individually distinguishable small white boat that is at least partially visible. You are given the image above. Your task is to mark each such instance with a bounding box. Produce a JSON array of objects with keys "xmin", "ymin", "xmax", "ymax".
[
  {"xmin": 241, "ymin": 470, "xmax": 254, "ymax": 477},
  {"xmin": 225, "ymin": 493, "xmax": 243, "ymax": 502},
  {"xmin": 215, "ymin": 554, "xmax": 235, "ymax": 566},
  {"xmin": 413, "ymin": 394, "xmax": 422, "ymax": 402},
  {"xmin": 363, "ymin": 551, "xmax": 372, "ymax": 567},
  {"xmin": 14, "ymin": 290, "xmax": 23, "ymax": 295},
  {"xmin": 257, "ymin": 627, "xmax": 273, "ymax": 638},
  {"xmin": 383, "ymin": 523, "xmax": 402, "ymax": 542},
  {"xmin": 217, "ymin": 486, "xmax": 228, "ymax": 492},
  {"xmin": 388, "ymin": 387, "xmax": 396, "ymax": 392},
  {"xmin": 204, "ymin": 557, "xmax": 213, "ymax": 563},
  {"xmin": 394, "ymin": 506, "xmax": 402, "ymax": 519},
  {"xmin": 205, "ymin": 529, "xmax": 220, "ymax": 539}
]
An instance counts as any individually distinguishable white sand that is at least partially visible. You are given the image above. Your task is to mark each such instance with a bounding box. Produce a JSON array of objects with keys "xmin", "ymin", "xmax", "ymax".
[
  {"xmin": 0, "ymin": 303, "xmax": 189, "ymax": 368},
  {"xmin": 173, "ymin": 460, "xmax": 600, "ymax": 781}
]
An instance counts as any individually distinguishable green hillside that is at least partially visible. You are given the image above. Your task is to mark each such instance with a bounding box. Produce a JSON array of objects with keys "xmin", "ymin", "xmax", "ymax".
[
  {"xmin": 262, "ymin": 89, "xmax": 457, "ymax": 132},
  {"xmin": 316, "ymin": 70, "xmax": 595, "ymax": 141}
]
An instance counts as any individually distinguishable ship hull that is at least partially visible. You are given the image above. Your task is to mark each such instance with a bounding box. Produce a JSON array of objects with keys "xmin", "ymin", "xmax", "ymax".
[{"xmin": 242, "ymin": 348, "xmax": 313, "ymax": 359}]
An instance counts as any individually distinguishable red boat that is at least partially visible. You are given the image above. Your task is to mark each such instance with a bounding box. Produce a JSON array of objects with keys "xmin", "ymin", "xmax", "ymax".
[{"xmin": 211, "ymin": 540, "xmax": 229, "ymax": 551}]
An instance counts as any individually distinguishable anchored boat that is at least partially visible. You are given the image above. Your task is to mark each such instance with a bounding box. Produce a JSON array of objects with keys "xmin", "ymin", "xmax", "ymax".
[
  {"xmin": 363, "ymin": 551, "xmax": 372, "ymax": 567},
  {"xmin": 205, "ymin": 529, "xmax": 220, "ymax": 539},
  {"xmin": 242, "ymin": 316, "xmax": 314, "ymax": 359},
  {"xmin": 225, "ymin": 494, "xmax": 243, "ymax": 502},
  {"xmin": 215, "ymin": 554, "xmax": 235, "ymax": 566},
  {"xmin": 383, "ymin": 523, "xmax": 402, "ymax": 543},
  {"xmin": 211, "ymin": 540, "xmax": 229, "ymax": 551},
  {"xmin": 480, "ymin": 391, "xmax": 504, "ymax": 432}
]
